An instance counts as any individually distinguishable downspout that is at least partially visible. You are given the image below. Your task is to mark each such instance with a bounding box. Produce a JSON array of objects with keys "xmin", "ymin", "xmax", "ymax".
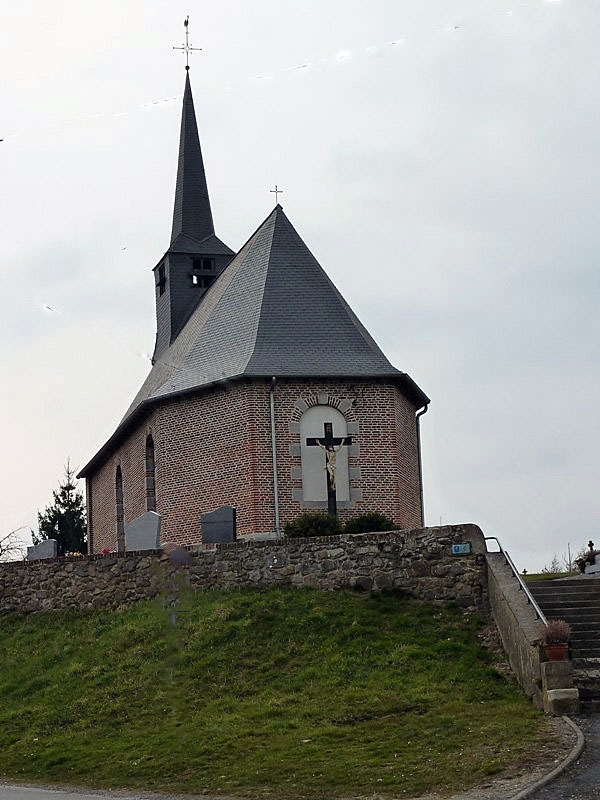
[
  {"xmin": 269, "ymin": 377, "xmax": 281, "ymax": 536},
  {"xmin": 415, "ymin": 404, "xmax": 429, "ymax": 527},
  {"xmin": 86, "ymin": 478, "xmax": 93, "ymax": 555}
]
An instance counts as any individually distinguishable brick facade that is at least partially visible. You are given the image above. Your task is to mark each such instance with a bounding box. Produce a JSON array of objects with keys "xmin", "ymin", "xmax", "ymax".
[{"xmin": 86, "ymin": 378, "xmax": 423, "ymax": 553}]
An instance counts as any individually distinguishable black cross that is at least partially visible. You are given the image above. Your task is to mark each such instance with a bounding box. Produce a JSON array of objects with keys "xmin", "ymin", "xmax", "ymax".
[
  {"xmin": 270, "ymin": 184, "xmax": 284, "ymax": 204},
  {"xmin": 306, "ymin": 422, "xmax": 352, "ymax": 515}
]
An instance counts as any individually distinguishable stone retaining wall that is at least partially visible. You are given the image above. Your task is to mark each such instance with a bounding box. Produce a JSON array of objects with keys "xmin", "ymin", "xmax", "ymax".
[
  {"xmin": 486, "ymin": 551, "xmax": 545, "ymax": 708},
  {"xmin": 0, "ymin": 524, "xmax": 488, "ymax": 614}
]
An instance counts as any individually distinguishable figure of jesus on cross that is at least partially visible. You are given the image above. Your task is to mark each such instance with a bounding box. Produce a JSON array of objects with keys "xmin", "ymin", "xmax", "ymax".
[{"xmin": 306, "ymin": 422, "xmax": 352, "ymax": 515}]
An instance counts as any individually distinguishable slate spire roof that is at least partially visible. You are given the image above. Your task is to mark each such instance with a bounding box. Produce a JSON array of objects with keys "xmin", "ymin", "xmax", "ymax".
[{"xmin": 169, "ymin": 71, "xmax": 217, "ymax": 250}]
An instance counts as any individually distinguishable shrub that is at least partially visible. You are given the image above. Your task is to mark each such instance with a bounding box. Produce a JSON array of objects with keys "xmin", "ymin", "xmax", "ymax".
[
  {"xmin": 284, "ymin": 512, "xmax": 342, "ymax": 539},
  {"xmin": 344, "ymin": 513, "xmax": 398, "ymax": 535},
  {"xmin": 542, "ymin": 619, "xmax": 571, "ymax": 644}
]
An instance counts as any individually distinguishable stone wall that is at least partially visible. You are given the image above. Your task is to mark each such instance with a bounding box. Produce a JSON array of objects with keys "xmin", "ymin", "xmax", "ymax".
[
  {"xmin": 0, "ymin": 524, "xmax": 487, "ymax": 615},
  {"xmin": 486, "ymin": 551, "xmax": 545, "ymax": 708}
]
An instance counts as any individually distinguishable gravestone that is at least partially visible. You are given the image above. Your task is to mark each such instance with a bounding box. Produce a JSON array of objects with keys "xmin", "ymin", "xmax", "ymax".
[
  {"xmin": 26, "ymin": 539, "xmax": 58, "ymax": 561},
  {"xmin": 160, "ymin": 541, "xmax": 191, "ymax": 566},
  {"xmin": 201, "ymin": 506, "xmax": 236, "ymax": 544},
  {"xmin": 125, "ymin": 511, "xmax": 161, "ymax": 551}
]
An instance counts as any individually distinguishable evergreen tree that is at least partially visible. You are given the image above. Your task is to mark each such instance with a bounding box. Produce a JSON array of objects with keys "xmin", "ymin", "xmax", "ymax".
[{"xmin": 35, "ymin": 462, "xmax": 87, "ymax": 556}]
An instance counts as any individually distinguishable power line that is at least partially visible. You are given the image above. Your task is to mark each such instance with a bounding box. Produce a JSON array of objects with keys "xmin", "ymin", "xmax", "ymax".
[{"xmin": 1, "ymin": 1, "xmax": 559, "ymax": 145}]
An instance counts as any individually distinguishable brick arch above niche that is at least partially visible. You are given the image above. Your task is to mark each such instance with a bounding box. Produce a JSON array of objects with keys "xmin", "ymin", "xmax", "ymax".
[
  {"xmin": 289, "ymin": 393, "xmax": 359, "ymax": 434},
  {"xmin": 288, "ymin": 392, "xmax": 362, "ymax": 510}
]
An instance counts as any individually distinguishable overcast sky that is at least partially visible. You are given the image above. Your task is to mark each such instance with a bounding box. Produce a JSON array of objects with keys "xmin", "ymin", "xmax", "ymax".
[{"xmin": 1, "ymin": 0, "xmax": 597, "ymax": 571}]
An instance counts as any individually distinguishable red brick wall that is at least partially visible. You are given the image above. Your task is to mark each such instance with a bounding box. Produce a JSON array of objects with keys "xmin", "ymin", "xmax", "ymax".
[
  {"xmin": 86, "ymin": 378, "xmax": 424, "ymax": 552},
  {"xmin": 88, "ymin": 408, "xmax": 160, "ymax": 553},
  {"xmin": 268, "ymin": 380, "xmax": 422, "ymax": 530}
]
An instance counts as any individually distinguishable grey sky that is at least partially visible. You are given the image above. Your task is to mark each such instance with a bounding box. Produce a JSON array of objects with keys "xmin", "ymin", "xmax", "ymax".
[{"xmin": 1, "ymin": 0, "xmax": 597, "ymax": 571}]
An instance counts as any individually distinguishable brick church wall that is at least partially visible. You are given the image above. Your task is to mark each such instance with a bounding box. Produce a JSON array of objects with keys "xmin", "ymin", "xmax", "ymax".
[
  {"xmin": 88, "ymin": 407, "xmax": 160, "ymax": 554},
  {"xmin": 265, "ymin": 379, "xmax": 422, "ymax": 532},
  {"xmin": 86, "ymin": 378, "xmax": 423, "ymax": 553}
]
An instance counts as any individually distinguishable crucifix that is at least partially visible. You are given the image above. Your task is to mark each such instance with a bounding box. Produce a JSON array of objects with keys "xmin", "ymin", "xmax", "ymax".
[
  {"xmin": 306, "ymin": 422, "xmax": 352, "ymax": 515},
  {"xmin": 173, "ymin": 16, "xmax": 202, "ymax": 70},
  {"xmin": 270, "ymin": 185, "xmax": 284, "ymax": 205}
]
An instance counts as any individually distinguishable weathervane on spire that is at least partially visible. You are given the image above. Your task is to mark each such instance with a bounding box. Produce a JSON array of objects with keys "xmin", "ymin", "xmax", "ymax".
[{"xmin": 173, "ymin": 16, "xmax": 202, "ymax": 70}]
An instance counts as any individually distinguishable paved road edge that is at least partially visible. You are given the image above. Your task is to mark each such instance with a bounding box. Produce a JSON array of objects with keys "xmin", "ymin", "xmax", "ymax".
[{"xmin": 510, "ymin": 716, "xmax": 585, "ymax": 800}]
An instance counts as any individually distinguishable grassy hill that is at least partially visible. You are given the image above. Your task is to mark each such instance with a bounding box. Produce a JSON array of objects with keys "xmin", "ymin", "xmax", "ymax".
[{"xmin": 0, "ymin": 587, "xmax": 545, "ymax": 798}]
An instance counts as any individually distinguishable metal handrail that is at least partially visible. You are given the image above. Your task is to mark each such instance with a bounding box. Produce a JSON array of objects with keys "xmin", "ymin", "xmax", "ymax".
[{"xmin": 484, "ymin": 536, "xmax": 548, "ymax": 625}]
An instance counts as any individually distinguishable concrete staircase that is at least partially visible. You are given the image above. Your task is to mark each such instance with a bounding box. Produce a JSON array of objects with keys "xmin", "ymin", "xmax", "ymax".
[{"xmin": 529, "ymin": 577, "xmax": 600, "ymax": 711}]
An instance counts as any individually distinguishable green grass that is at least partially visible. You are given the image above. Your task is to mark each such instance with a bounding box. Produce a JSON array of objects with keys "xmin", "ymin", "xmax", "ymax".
[
  {"xmin": 524, "ymin": 572, "xmax": 573, "ymax": 582},
  {"xmin": 0, "ymin": 587, "xmax": 544, "ymax": 798}
]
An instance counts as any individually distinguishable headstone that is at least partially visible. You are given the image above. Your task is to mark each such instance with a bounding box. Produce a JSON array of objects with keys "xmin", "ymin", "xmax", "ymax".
[
  {"xmin": 27, "ymin": 539, "xmax": 58, "ymax": 561},
  {"xmin": 125, "ymin": 511, "xmax": 161, "ymax": 551},
  {"xmin": 160, "ymin": 541, "xmax": 191, "ymax": 565},
  {"xmin": 585, "ymin": 562, "xmax": 600, "ymax": 575},
  {"xmin": 201, "ymin": 506, "xmax": 237, "ymax": 544}
]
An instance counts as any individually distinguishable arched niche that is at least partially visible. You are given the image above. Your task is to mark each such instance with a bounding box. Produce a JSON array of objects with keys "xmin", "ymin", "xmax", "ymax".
[{"xmin": 299, "ymin": 405, "xmax": 350, "ymax": 505}]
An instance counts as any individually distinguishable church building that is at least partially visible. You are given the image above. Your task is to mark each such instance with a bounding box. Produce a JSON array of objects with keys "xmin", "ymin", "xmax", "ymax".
[{"xmin": 78, "ymin": 66, "xmax": 430, "ymax": 553}]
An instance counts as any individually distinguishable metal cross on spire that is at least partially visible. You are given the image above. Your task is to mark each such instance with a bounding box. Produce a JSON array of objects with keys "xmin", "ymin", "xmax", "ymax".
[
  {"xmin": 270, "ymin": 185, "xmax": 284, "ymax": 205},
  {"xmin": 173, "ymin": 16, "xmax": 202, "ymax": 70}
]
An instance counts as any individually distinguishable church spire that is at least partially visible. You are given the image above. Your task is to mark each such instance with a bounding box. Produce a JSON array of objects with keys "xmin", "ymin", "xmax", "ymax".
[
  {"xmin": 151, "ymin": 24, "xmax": 234, "ymax": 362},
  {"xmin": 170, "ymin": 70, "xmax": 215, "ymax": 245}
]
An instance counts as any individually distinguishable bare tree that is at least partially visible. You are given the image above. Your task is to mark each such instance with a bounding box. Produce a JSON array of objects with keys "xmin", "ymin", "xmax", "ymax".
[{"xmin": 0, "ymin": 527, "xmax": 29, "ymax": 562}]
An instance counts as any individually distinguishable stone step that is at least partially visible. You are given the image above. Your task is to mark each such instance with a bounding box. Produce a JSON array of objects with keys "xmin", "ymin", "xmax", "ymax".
[
  {"xmin": 571, "ymin": 647, "xmax": 600, "ymax": 658},
  {"xmin": 544, "ymin": 620, "xmax": 600, "ymax": 630},
  {"xmin": 563, "ymin": 614, "xmax": 600, "ymax": 631},
  {"xmin": 529, "ymin": 579, "xmax": 600, "ymax": 589},
  {"xmin": 528, "ymin": 579, "xmax": 600, "ymax": 702},
  {"xmin": 571, "ymin": 639, "xmax": 600, "ymax": 648},
  {"xmin": 533, "ymin": 590, "xmax": 600, "ymax": 599},
  {"xmin": 540, "ymin": 612, "xmax": 600, "ymax": 621},
  {"xmin": 574, "ymin": 672, "xmax": 600, "ymax": 685},
  {"xmin": 573, "ymin": 657, "xmax": 600, "ymax": 670},
  {"xmin": 581, "ymin": 699, "xmax": 600, "ymax": 713},
  {"xmin": 575, "ymin": 685, "xmax": 600, "ymax": 701},
  {"xmin": 537, "ymin": 601, "xmax": 600, "ymax": 610},
  {"xmin": 571, "ymin": 638, "xmax": 600, "ymax": 646},
  {"xmin": 533, "ymin": 591, "xmax": 600, "ymax": 603}
]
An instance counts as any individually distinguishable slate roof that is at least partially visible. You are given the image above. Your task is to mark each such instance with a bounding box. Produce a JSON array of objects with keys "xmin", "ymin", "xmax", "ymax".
[
  {"xmin": 170, "ymin": 72, "xmax": 216, "ymax": 246},
  {"xmin": 79, "ymin": 205, "xmax": 429, "ymax": 477}
]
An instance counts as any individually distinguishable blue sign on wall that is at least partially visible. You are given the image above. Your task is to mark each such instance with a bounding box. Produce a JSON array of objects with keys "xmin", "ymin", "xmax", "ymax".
[{"xmin": 451, "ymin": 543, "xmax": 472, "ymax": 555}]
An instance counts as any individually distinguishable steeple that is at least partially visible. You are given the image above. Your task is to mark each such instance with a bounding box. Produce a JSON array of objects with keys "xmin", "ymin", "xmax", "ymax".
[
  {"xmin": 152, "ymin": 54, "xmax": 234, "ymax": 363},
  {"xmin": 170, "ymin": 72, "xmax": 215, "ymax": 246}
]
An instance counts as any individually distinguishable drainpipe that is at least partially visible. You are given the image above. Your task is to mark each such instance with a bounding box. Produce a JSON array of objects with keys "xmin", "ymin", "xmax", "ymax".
[
  {"xmin": 269, "ymin": 377, "xmax": 281, "ymax": 536},
  {"xmin": 416, "ymin": 404, "xmax": 429, "ymax": 527}
]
